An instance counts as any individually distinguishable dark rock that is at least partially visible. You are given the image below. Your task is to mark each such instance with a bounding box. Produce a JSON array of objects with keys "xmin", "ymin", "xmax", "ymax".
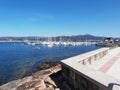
[{"xmin": 37, "ymin": 61, "xmax": 60, "ymax": 70}]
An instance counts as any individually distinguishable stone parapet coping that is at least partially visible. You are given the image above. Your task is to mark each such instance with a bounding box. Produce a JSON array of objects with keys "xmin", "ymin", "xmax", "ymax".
[
  {"xmin": 61, "ymin": 61, "xmax": 120, "ymax": 90},
  {"xmin": 61, "ymin": 48, "xmax": 109, "ymax": 65},
  {"xmin": 61, "ymin": 48, "xmax": 120, "ymax": 90}
]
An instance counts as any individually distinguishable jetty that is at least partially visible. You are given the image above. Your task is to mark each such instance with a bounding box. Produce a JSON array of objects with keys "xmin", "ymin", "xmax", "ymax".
[{"xmin": 61, "ymin": 47, "xmax": 120, "ymax": 90}]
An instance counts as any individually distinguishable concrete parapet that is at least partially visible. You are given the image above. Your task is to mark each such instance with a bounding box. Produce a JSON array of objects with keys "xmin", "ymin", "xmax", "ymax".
[
  {"xmin": 79, "ymin": 48, "xmax": 109, "ymax": 65},
  {"xmin": 61, "ymin": 48, "xmax": 120, "ymax": 90},
  {"xmin": 61, "ymin": 63, "xmax": 120, "ymax": 90}
]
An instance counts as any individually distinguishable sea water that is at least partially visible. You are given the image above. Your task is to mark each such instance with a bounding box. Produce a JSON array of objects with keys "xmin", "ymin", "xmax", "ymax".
[{"xmin": 0, "ymin": 42, "xmax": 101, "ymax": 85}]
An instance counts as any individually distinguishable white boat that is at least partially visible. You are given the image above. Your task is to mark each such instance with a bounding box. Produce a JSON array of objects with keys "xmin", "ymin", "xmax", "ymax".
[
  {"xmin": 26, "ymin": 42, "xmax": 31, "ymax": 45},
  {"xmin": 31, "ymin": 42, "xmax": 35, "ymax": 45},
  {"xmin": 47, "ymin": 44, "xmax": 53, "ymax": 47},
  {"xmin": 35, "ymin": 46, "xmax": 40, "ymax": 50},
  {"xmin": 47, "ymin": 37, "xmax": 53, "ymax": 47}
]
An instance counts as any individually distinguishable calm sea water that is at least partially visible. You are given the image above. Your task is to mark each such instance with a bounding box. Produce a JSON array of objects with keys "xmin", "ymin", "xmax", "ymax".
[{"xmin": 0, "ymin": 42, "xmax": 101, "ymax": 85}]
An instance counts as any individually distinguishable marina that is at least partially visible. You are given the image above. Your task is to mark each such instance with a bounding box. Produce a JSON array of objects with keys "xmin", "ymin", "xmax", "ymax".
[{"xmin": 24, "ymin": 41, "xmax": 97, "ymax": 47}]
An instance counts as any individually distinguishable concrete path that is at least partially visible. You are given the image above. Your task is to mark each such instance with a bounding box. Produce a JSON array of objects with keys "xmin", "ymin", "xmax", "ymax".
[{"xmin": 88, "ymin": 47, "xmax": 120, "ymax": 80}]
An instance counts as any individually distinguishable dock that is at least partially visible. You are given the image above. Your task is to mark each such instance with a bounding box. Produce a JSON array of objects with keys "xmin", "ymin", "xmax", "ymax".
[{"xmin": 61, "ymin": 47, "xmax": 120, "ymax": 90}]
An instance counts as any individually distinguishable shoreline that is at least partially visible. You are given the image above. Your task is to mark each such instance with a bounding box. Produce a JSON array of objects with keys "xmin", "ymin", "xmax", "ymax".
[
  {"xmin": 0, "ymin": 61, "xmax": 60, "ymax": 85},
  {"xmin": 0, "ymin": 40, "xmax": 25, "ymax": 42},
  {"xmin": 0, "ymin": 62, "xmax": 61, "ymax": 90}
]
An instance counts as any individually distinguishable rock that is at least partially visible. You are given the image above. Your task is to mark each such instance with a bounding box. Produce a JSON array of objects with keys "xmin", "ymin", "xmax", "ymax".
[
  {"xmin": 0, "ymin": 64, "xmax": 61, "ymax": 90},
  {"xmin": 17, "ymin": 79, "xmax": 46, "ymax": 90},
  {"xmin": 37, "ymin": 61, "xmax": 60, "ymax": 70},
  {"xmin": 44, "ymin": 77, "xmax": 57, "ymax": 88}
]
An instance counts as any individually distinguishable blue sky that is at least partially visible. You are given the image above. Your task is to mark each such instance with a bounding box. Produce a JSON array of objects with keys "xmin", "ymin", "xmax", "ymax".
[{"xmin": 0, "ymin": 0, "xmax": 120, "ymax": 37}]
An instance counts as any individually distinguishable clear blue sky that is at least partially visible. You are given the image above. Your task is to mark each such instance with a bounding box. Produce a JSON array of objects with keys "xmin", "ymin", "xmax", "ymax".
[{"xmin": 0, "ymin": 0, "xmax": 120, "ymax": 37}]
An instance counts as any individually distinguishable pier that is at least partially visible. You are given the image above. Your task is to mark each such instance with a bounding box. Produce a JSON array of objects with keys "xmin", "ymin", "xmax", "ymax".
[{"xmin": 61, "ymin": 47, "xmax": 120, "ymax": 90}]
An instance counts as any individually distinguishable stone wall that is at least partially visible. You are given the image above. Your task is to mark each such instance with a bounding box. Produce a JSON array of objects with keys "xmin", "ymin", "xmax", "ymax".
[
  {"xmin": 61, "ymin": 48, "xmax": 112, "ymax": 90},
  {"xmin": 62, "ymin": 65, "xmax": 102, "ymax": 90}
]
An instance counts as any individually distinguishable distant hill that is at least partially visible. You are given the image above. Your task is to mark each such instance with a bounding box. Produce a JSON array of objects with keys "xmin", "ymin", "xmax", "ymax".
[
  {"xmin": 0, "ymin": 34, "xmax": 117, "ymax": 42},
  {"xmin": 74, "ymin": 34, "xmax": 105, "ymax": 41}
]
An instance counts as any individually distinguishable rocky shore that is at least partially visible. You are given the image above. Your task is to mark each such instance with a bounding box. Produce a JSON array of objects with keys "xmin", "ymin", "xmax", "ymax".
[
  {"xmin": 37, "ymin": 61, "xmax": 60, "ymax": 70},
  {"xmin": 0, "ymin": 62, "xmax": 61, "ymax": 90}
]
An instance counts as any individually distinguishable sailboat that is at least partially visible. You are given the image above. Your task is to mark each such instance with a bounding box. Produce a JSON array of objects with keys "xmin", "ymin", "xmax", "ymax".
[
  {"xmin": 24, "ymin": 37, "xmax": 31, "ymax": 45},
  {"xmin": 35, "ymin": 36, "xmax": 41, "ymax": 45},
  {"xmin": 47, "ymin": 37, "xmax": 53, "ymax": 47},
  {"xmin": 35, "ymin": 36, "xmax": 40, "ymax": 50}
]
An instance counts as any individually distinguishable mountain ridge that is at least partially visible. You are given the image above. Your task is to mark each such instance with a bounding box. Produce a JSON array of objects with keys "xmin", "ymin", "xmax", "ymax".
[{"xmin": 0, "ymin": 34, "xmax": 118, "ymax": 41}]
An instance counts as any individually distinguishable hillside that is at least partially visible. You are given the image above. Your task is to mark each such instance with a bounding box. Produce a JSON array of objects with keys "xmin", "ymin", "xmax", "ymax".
[{"xmin": 0, "ymin": 34, "xmax": 106, "ymax": 41}]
